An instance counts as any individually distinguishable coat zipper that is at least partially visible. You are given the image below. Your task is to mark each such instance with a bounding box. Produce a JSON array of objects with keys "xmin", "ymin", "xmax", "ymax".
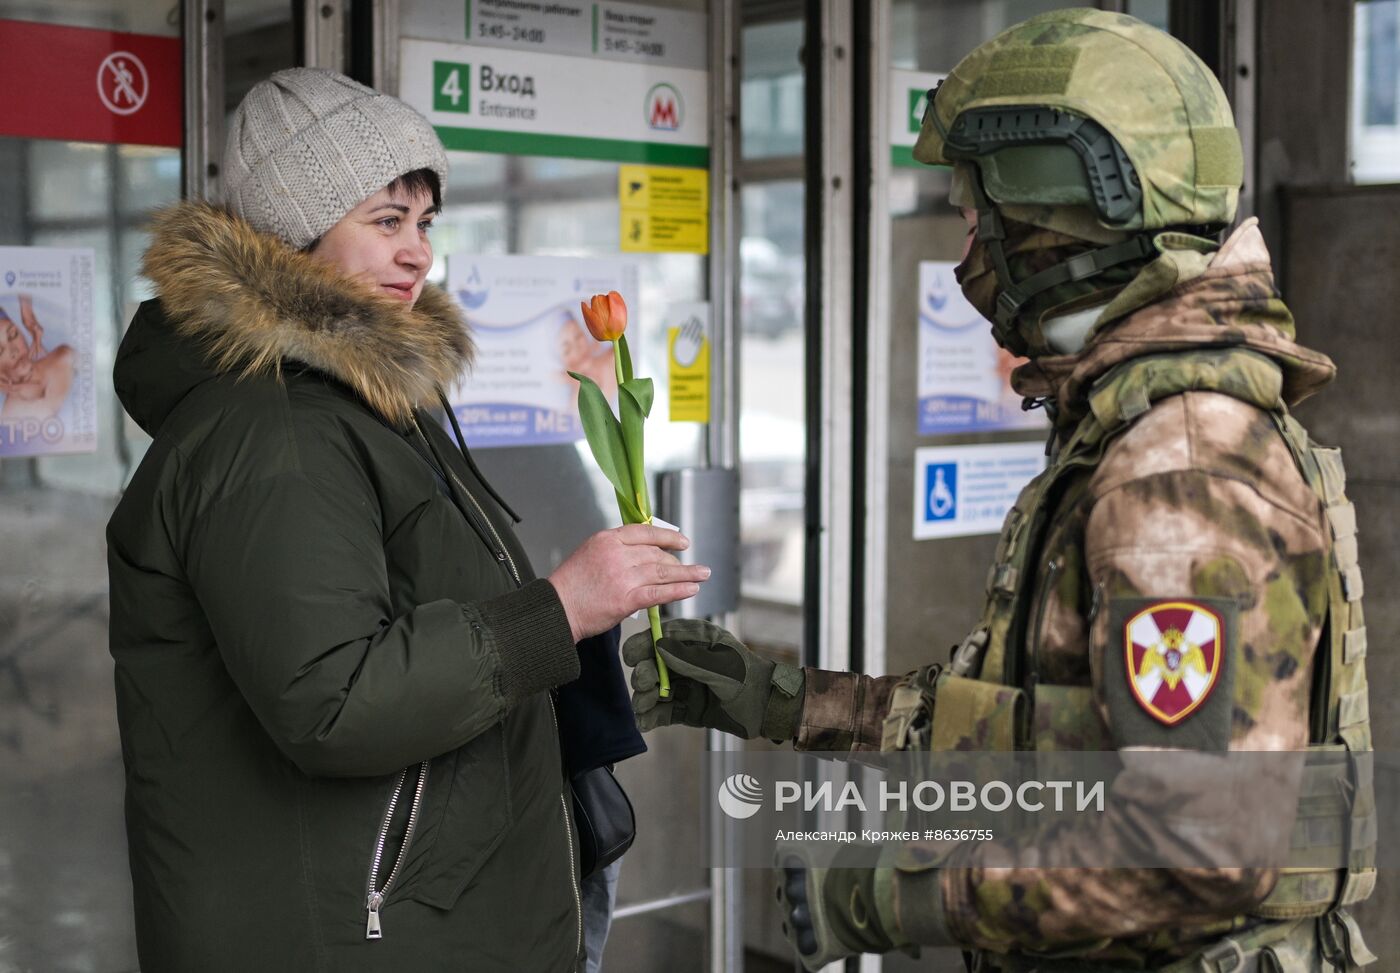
[
  {"xmin": 364, "ymin": 760, "xmax": 430, "ymax": 940},
  {"xmin": 548, "ymin": 694, "xmax": 583, "ymax": 960},
  {"xmin": 413, "ymin": 425, "xmax": 521, "ymax": 586},
  {"xmin": 413, "ymin": 421, "xmax": 578, "ymax": 956},
  {"xmin": 450, "ymin": 467, "xmax": 521, "ymax": 587}
]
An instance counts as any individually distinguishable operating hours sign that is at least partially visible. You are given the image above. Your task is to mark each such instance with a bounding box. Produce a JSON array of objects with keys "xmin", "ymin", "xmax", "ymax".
[{"xmin": 0, "ymin": 19, "xmax": 181, "ymax": 147}]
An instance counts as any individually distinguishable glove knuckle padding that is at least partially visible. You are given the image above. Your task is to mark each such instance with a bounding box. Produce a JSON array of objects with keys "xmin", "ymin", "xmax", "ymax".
[
  {"xmin": 622, "ymin": 631, "xmax": 653, "ymax": 666},
  {"xmin": 630, "ymin": 660, "xmax": 658, "ymax": 692},
  {"xmin": 636, "ymin": 703, "xmax": 670, "ymax": 730}
]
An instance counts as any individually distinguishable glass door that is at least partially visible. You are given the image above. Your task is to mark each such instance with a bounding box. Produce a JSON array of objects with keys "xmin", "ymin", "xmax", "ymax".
[
  {"xmin": 389, "ymin": 2, "xmax": 737, "ymax": 969},
  {"xmin": 0, "ymin": 4, "xmax": 186, "ymax": 970}
]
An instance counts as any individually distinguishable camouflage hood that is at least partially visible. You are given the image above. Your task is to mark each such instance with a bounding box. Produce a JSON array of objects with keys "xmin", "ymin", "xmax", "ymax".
[{"xmin": 1010, "ymin": 218, "xmax": 1335, "ymax": 423}]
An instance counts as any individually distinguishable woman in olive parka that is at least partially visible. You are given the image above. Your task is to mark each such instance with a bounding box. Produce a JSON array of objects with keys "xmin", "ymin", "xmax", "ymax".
[{"xmin": 106, "ymin": 68, "xmax": 705, "ymax": 972}]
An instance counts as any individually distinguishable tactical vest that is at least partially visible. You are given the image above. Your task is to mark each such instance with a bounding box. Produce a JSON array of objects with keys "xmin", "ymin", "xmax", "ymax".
[{"xmin": 881, "ymin": 348, "xmax": 1377, "ymax": 971}]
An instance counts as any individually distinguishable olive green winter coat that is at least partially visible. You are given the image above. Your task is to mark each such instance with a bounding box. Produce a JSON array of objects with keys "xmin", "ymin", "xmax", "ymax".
[{"xmin": 107, "ymin": 202, "xmax": 586, "ymax": 972}]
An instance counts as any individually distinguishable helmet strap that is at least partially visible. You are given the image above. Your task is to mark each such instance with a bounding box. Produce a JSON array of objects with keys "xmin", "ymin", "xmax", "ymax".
[
  {"xmin": 964, "ymin": 168, "xmax": 1023, "ymax": 354},
  {"xmin": 964, "ymin": 165, "xmax": 1157, "ymax": 354}
]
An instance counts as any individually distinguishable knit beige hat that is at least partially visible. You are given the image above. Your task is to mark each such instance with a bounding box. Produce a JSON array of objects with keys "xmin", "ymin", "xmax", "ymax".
[{"xmin": 222, "ymin": 68, "xmax": 449, "ymax": 249}]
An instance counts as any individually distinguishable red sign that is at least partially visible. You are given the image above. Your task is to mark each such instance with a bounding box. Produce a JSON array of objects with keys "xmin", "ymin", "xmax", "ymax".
[{"xmin": 0, "ymin": 19, "xmax": 181, "ymax": 147}]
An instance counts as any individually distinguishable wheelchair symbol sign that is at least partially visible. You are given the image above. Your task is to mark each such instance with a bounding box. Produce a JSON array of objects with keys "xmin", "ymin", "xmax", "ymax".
[
  {"xmin": 925, "ymin": 462, "xmax": 957, "ymax": 521},
  {"xmin": 98, "ymin": 52, "xmax": 149, "ymax": 116}
]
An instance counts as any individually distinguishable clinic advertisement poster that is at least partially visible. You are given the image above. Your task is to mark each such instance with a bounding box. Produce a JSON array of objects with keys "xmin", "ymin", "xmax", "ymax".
[
  {"xmin": 917, "ymin": 260, "xmax": 1046, "ymax": 436},
  {"xmin": 0, "ymin": 247, "xmax": 96, "ymax": 457},
  {"xmin": 445, "ymin": 255, "xmax": 639, "ymax": 448}
]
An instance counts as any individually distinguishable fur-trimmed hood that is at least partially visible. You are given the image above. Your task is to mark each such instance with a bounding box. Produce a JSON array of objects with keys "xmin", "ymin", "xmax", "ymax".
[{"xmin": 118, "ymin": 201, "xmax": 471, "ymax": 435}]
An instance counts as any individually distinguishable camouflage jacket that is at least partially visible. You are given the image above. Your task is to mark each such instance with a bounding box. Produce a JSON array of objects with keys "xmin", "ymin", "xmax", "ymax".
[{"xmin": 795, "ymin": 220, "xmax": 1347, "ymax": 959}]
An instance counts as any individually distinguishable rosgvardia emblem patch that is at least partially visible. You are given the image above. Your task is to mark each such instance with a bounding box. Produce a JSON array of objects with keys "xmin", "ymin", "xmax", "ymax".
[{"xmin": 1124, "ymin": 600, "xmax": 1223, "ymax": 725}]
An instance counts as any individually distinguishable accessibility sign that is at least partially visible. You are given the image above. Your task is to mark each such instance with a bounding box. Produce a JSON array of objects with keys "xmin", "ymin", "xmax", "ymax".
[{"xmin": 913, "ymin": 442, "xmax": 1044, "ymax": 540}]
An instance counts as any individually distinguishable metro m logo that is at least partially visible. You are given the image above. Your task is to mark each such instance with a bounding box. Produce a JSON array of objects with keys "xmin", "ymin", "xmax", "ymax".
[{"xmin": 646, "ymin": 83, "xmax": 683, "ymax": 131}]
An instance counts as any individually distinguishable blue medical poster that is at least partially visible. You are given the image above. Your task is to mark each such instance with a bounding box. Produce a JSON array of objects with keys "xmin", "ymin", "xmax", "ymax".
[
  {"xmin": 445, "ymin": 255, "xmax": 639, "ymax": 448},
  {"xmin": 916, "ymin": 260, "xmax": 1046, "ymax": 435}
]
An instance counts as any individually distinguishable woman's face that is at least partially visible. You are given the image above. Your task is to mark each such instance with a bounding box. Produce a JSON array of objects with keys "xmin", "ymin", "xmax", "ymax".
[
  {"xmin": 0, "ymin": 320, "xmax": 31, "ymax": 379},
  {"xmin": 311, "ymin": 184, "xmax": 437, "ymax": 308},
  {"xmin": 557, "ymin": 319, "xmax": 589, "ymax": 366}
]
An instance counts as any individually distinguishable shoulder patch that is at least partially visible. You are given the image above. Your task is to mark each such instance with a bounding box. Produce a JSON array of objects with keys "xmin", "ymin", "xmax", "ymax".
[
  {"xmin": 1104, "ymin": 596, "xmax": 1237, "ymax": 750},
  {"xmin": 1124, "ymin": 600, "xmax": 1224, "ymax": 725}
]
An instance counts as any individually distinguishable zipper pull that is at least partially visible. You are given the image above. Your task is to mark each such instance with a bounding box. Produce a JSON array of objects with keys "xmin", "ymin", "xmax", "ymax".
[{"xmin": 365, "ymin": 891, "xmax": 384, "ymax": 940}]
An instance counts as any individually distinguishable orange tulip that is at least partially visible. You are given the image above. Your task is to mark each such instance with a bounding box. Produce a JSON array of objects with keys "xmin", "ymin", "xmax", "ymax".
[{"xmin": 580, "ymin": 291, "xmax": 628, "ymax": 342}]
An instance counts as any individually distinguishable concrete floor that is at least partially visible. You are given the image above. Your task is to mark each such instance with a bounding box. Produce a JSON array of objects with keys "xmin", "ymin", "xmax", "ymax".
[{"xmin": 0, "ymin": 487, "xmax": 137, "ymax": 973}]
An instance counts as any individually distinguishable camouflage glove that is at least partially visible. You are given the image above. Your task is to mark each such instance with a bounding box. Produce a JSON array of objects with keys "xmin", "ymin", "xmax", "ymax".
[
  {"xmin": 776, "ymin": 845, "xmax": 905, "ymax": 971},
  {"xmin": 623, "ymin": 618, "xmax": 804, "ymax": 740}
]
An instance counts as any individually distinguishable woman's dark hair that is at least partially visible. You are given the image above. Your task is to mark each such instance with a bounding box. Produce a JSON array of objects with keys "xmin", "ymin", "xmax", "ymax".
[
  {"xmin": 301, "ymin": 168, "xmax": 443, "ymax": 252},
  {"xmin": 387, "ymin": 168, "xmax": 442, "ymax": 210}
]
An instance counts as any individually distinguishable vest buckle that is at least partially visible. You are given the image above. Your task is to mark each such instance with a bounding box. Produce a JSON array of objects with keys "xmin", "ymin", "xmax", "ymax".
[
  {"xmin": 951, "ymin": 628, "xmax": 989, "ymax": 677},
  {"xmin": 1196, "ymin": 937, "xmax": 1247, "ymax": 973}
]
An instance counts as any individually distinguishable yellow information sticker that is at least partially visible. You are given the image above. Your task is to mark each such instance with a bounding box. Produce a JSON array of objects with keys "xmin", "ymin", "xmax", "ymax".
[
  {"xmin": 620, "ymin": 164, "xmax": 709, "ymax": 211},
  {"xmin": 622, "ymin": 211, "xmax": 708, "ymax": 253},
  {"xmin": 667, "ymin": 308, "xmax": 710, "ymax": 422},
  {"xmin": 619, "ymin": 164, "xmax": 709, "ymax": 254}
]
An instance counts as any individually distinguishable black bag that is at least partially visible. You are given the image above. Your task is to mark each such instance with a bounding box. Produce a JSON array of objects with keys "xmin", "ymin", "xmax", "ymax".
[{"xmin": 570, "ymin": 764, "xmax": 636, "ymax": 880}]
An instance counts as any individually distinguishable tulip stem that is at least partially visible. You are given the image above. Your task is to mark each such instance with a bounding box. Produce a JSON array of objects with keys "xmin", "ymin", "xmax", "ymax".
[
  {"xmin": 648, "ymin": 606, "xmax": 671, "ymax": 698},
  {"xmin": 613, "ymin": 337, "xmax": 671, "ymax": 699}
]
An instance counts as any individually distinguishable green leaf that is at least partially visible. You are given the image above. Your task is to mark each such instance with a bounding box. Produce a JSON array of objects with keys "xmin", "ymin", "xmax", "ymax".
[
  {"xmin": 615, "ymin": 487, "xmax": 645, "ymax": 524},
  {"xmin": 568, "ymin": 371, "xmax": 640, "ymax": 521},
  {"xmin": 616, "ymin": 333, "xmax": 635, "ymax": 384},
  {"xmin": 620, "ymin": 377, "xmax": 654, "ymax": 418},
  {"xmin": 619, "ymin": 383, "xmax": 648, "ymax": 519}
]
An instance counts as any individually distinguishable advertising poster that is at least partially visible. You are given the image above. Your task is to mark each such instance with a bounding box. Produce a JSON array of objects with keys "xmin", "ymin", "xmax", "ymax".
[
  {"xmin": 917, "ymin": 260, "xmax": 1047, "ymax": 436},
  {"xmin": 913, "ymin": 442, "xmax": 1045, "ymax": 541},
  {"xmin": 0, "ymin": 246, "xmax": 96, "ymax": 457},
  {"xmin": 445, "ymin": 255, "xmax": 639, "ymax": 448}
]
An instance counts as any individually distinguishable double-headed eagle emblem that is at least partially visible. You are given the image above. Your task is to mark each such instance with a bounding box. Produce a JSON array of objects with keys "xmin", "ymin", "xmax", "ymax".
[{"xmin": 1124, "ymin": 601, "xmax": 1224, "ymax": 725}]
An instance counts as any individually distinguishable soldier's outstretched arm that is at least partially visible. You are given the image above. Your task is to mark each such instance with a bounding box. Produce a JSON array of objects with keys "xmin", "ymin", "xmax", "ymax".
[
  {"xmin": 624, "ymin": 619, "xmax": 805, "ymax": 741},
  {"xmin": 624, "ymin": 620, "xmax": 906, "ymax": 749},
  {"xmin": 790, "ymin": 667, "xmax": 905, "ymax": 752}
]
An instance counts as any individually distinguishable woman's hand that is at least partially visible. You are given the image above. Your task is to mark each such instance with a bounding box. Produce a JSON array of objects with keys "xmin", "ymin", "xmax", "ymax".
[
  {"xmin": 18, "ymin": 295, "xmax": 45, "ymax": 359},
  {"xmin": 548, "ymin": 525, "xmax": 709, "ymax": 642}
]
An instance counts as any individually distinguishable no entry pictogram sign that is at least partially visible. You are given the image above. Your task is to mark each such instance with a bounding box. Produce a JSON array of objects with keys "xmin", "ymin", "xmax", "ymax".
[
  {"xmin": 0, "ymin": 19, "xmax": 180, "ymax": 147},
  {"xmin": 98, "ymin": 51, "xmax": 151, "ymax": 116}
]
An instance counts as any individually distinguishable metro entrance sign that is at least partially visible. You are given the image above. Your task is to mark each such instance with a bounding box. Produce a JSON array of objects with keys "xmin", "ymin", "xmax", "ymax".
[{"xmin": 0, "ymin": 19, "xmax": 181, "ymax": 147}]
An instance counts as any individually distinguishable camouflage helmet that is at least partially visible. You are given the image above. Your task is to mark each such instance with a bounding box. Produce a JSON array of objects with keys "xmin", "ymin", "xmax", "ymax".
[{"xmin": 915, "ymin": 7, "xmax": 1243, "ymax": 235}]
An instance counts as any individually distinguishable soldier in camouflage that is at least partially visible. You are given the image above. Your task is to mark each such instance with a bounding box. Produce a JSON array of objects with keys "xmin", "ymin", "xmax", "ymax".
[{"xmin": 625, "ymin": 8, "xmax": 1376, "ymax": 971}]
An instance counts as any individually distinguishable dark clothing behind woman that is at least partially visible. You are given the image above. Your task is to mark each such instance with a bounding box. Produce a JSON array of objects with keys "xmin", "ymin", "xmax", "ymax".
[{"xmin": 559, "ymin": 628, "xmax": 646, "ymax": 777}]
